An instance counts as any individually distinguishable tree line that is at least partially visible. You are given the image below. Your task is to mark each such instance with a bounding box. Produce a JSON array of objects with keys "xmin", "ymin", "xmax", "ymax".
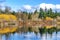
[{"xmin": 0, "ymin": 6, "xmax": 60, "ymax": 19}]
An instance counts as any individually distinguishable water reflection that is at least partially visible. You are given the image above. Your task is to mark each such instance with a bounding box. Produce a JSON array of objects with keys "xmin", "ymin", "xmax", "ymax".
[{"xmin": 0, "ymin": 32, "xmax": 59, "ymax": 40}]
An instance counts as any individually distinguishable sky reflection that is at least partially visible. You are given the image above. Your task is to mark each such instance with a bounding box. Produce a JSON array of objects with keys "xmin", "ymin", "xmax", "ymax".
[{"xmin": 1, "ymin": 32, "xmax": 60, "ymax": 40}]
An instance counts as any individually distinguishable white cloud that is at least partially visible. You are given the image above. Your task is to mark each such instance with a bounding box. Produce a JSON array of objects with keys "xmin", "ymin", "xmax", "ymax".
[
  {"xmin": 46, "ymin": 4, "xmax": 55, "ymax": 9},
  {"xmin": 38, "ymin": 3, "xmax": 60, "ymax": 10},
  {"xmin": 56, "ymin": 4, "xmax": 60, "ymax": 9},
  {"xmin": 39, "ymin": 3, "xmax": 46, "ymax": 9},
  {"xmin": 0, "ymin": 2, "xmax": 5, "ymax": 10},
  {"xmin": 22, "ymin": 5, "xmax": 36, "ymax": 12},
  {"xmin": 22, "ymin": 5, "xmax": 32, "ymax": 10},
  {"xmin": 22, "ymin": 3, "xmax": 60, "ymax": 12},
  {"xmin": 38, "ymin": 3, "xmax": 55, "ymax": 9}
]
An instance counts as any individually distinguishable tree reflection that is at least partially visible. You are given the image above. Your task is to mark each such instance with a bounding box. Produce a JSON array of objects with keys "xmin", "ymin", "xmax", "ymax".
[
  {"xmin": 0, "ymin": 35, "xmax": 2, "ymax": 40},
  {"xmin": 5, "ymin": 33, "xmax": 11, "ymax": 40},
  {"xmin": 39, "ymin": 27, "xmax": 47, "ymax": 40}
]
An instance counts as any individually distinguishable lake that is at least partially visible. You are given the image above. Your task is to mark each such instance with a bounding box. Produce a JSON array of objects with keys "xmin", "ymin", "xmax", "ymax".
[{"xmin": 0, "ymin": 31, "xmax": 60, "ymax": 40}]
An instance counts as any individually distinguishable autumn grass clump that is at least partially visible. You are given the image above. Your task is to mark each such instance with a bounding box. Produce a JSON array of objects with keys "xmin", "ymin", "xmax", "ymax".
[
  {"xmin": 0, "ymin": 14, "xmax": 17, "ymax": 21},
  {"xmin": 0, "ymin": 27, "xmax": 18, "ymax": 34},
  {"xmin": 0, "ymin": 14, "xmax": 18, "ymax": 34}
]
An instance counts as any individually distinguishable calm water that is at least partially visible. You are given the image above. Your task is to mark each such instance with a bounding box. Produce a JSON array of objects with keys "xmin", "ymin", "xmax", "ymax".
[{"xmin": 0, "ymin": 32, "xmax": 60, "ymax": 40}]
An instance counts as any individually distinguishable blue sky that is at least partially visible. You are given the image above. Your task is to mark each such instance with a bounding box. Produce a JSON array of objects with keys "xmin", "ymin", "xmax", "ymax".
[
  {"xmin": 0, "ymin": 0, "xmax": 60, "ymax": 12},
  {"xmin": 5, "ymin": 0, "xmax": 60, "ymax": 5}
]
